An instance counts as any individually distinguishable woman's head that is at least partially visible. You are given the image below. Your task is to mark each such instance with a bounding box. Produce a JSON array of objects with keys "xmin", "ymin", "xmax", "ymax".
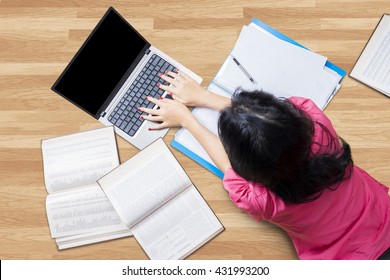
[
  {"xmin": 219, "ymin": 90, "xmax": 314, "ymax": 185},
  {"xmin": 218, "ymin": 90, "xmax": 352, "ymax": 204}
]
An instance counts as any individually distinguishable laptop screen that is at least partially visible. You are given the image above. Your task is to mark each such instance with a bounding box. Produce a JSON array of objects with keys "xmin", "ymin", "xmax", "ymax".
[{"xmin": 52, "ymin": 8, "xmax": 149, "ymax": 117}]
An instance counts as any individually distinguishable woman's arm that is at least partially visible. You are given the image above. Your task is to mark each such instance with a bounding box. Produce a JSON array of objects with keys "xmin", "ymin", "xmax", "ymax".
[
  {"xmin": 184, "ymin": 116, "xmax": 231, "ymax": 174},
  {"xmin": 139, "ymin": 97, "xmax": 231, "ymax": 173},
  {"xmin": 158, "ymin": 70, "xmax": 231, "ymax": 111}
]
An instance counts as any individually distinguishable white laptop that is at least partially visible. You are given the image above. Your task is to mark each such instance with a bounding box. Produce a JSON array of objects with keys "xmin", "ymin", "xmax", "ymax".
[{"xmin": 52, "ymin": 7, "xmax": 202, "ymax": 149}]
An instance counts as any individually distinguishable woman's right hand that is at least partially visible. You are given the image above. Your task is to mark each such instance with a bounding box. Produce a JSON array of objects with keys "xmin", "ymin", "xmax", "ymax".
[{"xmin": 158, "ymin": 70, "xmax": 209, "ymax": 107}]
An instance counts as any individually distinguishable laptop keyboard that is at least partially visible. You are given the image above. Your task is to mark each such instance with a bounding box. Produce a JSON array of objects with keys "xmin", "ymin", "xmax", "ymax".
[{"xmin": 108, "ymin": 54, "xmax": 175, "ymax": 137}]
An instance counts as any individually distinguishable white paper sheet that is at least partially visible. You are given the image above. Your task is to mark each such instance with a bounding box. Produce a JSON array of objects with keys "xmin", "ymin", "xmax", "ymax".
[{"xmin": 215, "ymin": 25, "xmax": 328, "ymax": 99}]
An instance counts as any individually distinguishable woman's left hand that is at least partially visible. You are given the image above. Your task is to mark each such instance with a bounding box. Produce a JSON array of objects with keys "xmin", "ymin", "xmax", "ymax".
[{"xmin": 139, "ymin": 96, "xmax": 196, "ymax": 130}]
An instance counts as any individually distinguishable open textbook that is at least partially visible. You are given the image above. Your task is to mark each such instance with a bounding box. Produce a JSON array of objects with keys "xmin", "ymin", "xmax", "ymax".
[
  {"xmin": 41, "ymin": 126, "xmax": 132, "ymax": 250},
  {"xmin": 98, "ymin": 138, "xmax": 224, "ymax": 260},
  {"xmin": 350, "ymin": 14, "xmax": 390, "ymax": 96},
  {"xmin": 171, "ymin": 18, "xmax": 346, "ymax": 178}
]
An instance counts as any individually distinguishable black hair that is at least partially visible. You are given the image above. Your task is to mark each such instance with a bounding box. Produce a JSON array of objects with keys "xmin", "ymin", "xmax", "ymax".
[{"xmin": 218, "ymin": 90, "xmax": 353, "ymax": 204}]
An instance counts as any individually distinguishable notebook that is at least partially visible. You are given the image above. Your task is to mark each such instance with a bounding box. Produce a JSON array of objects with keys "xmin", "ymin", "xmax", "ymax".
[{"xmin": 52, "ymin": 7, "xmax": 202, "ymax": 150}]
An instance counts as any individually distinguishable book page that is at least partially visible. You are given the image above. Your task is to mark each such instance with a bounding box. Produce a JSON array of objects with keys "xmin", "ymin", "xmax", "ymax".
[
  {"xmin": 98, "ymin": 139, "xmax": 192, "ymax": 228},
  {"xmin": 350, "ymin": 14, "xmax": 390, "ymax": 95},
  {"xmin": 46, "ymin": 183, "xmax": 130, "ymax": 238},
  {"xmin": 55, "ymin": 228, "xmax": 132, "ymax": 250},
  {"xmin": 131, "ymin": 186, "xmax": 224, "ymax": 260},
  {"xmin": 42, "ymin": 126, "xmax": 119, "ymax": 193}
]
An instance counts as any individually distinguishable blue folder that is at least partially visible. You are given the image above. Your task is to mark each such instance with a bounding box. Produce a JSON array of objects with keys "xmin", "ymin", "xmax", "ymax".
[
  {"xmin": 171, "ymin": 138, "xmax": 225, "ymax": 178},
  {"xmin": 171, "ymin": 18, "xmax": 346, "ymax": 179}
]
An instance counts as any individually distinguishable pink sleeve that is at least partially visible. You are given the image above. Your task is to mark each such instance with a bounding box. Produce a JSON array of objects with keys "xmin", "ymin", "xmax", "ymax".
[
  {"xmin": 222, "ymin": 167, "xmax": 266, "ymax": 222},
  {"xmin": 288, "ymin": 97, "xmax": 341, "ymax": 154},
  {"xmin": 288, "ymin": 96, "xmax": 326, "ymax": 121}
]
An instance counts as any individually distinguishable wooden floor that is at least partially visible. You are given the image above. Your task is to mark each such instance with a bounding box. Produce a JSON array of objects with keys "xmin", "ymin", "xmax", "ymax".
[{"xmin": 0, "ymin": 0, "xmax": 389, "ymax": 260}]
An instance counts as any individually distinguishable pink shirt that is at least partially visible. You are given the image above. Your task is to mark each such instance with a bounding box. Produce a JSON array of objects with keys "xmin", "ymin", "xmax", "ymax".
[{"xmin": 223, "ymin": 97, "xmax": 390, "ymax": 259}]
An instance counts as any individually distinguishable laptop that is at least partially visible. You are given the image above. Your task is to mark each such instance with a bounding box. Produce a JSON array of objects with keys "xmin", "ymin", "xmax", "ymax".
[{"xmin": 51, "ymin": 7, "xmax": 202, "ymax": 150}]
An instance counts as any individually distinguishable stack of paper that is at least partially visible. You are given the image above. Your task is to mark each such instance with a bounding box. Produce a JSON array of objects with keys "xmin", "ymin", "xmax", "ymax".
[
  {"xmin": 171, "ymin": 18, "xmax": 346, "ymax": 178},
  {"xmin": 214, "ymin": 22, "xmax": 343, "ymax": 109}
]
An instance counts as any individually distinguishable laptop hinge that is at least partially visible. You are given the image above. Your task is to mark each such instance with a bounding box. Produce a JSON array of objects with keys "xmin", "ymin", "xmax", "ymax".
[
  {"xmin": 100, "ymin": 111, "xmax": 107, "ymax": 118},
  {"xmin": 145, "ymin": 48, "xmax": 151, "ymax": 55}
]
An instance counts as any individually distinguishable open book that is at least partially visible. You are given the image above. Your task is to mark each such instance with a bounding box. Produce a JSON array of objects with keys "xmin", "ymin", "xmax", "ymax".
[
  {"xmin": 42, "ymin": 126, "xmax": 132, "ymax": 250},
  {"xmin": 98, "ymin": 138, "xmax": 224, "ymax": 260},
  {"xmin": 171, "ymin": 18, "xmax": 346, "ymax": 178},
  {"xmin": 350, "ymin": 14, "xmax": 390, "ymax": 96}
]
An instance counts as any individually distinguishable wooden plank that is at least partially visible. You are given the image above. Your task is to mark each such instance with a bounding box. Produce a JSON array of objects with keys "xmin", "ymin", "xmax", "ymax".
[{"xmin": 0, "ymin": 0, "xmax": 389, "ymax": 260}]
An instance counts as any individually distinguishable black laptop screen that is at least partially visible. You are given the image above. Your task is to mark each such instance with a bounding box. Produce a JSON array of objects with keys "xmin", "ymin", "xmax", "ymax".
[{"xmin": 52, "ymin": 8, "xmax": 149, "ymax": 117}]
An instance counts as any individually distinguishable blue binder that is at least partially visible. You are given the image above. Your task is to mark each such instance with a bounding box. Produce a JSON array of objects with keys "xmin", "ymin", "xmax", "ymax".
[
  {"xmin": 171, "ymin": 138, "xmax": 225, "ymax": 178},
  {"xmin": 171, "ymin": 18, "xmax": 346, "ymax": 179}
]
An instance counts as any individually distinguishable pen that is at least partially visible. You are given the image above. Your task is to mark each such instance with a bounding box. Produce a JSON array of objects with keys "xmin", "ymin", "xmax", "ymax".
[{"xmin": 231, "ymin": 55, "xmax": 257, "ymax": 84}]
